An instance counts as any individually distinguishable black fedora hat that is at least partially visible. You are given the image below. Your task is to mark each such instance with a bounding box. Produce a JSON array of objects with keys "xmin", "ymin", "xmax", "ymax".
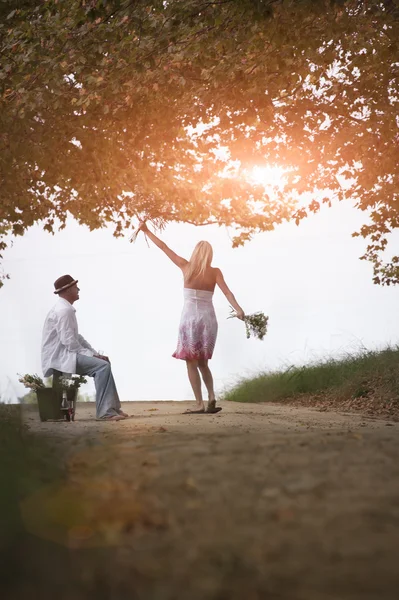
[{"xmin": 54, "ymin": 275, "xmax": 78, "ymax": 294}]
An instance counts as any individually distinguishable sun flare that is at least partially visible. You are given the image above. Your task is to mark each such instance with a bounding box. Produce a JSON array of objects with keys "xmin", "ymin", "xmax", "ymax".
[{"xmin": 247, "ymin": 165, "xmax": 287, "ymax": 191}]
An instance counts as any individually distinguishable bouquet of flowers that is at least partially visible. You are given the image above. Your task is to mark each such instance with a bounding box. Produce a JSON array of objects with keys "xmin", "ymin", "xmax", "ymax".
[
  {"xmin": 229, "ymin": 309, "xmax": 269, "ymax": 341},
  {"xmin": 58, "ymin": 375, "xmax": 87, "ymax": 390},
  {"xmin": 244, "ymin": 312, "xmax": 269, "ymax": 341},
  {"xmin": 18, "ymin": 373, "xmax": 46, "ymax": 391}
]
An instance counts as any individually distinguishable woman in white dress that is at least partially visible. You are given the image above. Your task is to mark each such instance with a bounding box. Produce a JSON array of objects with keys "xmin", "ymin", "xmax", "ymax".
[{"xmin": 138, "ymin": 223, "xmax": 245, "ymax": 414}]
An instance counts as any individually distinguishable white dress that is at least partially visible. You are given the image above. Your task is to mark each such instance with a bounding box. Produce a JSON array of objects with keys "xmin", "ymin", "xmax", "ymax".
[{"xmin": 173, "ymin": 289, "xmax": 218, "ymax": 361}]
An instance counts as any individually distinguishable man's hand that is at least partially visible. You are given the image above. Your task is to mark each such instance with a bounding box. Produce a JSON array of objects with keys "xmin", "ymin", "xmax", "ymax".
[{"xmin": 94, "ymin": 354, "xmax": 110, "ymax": 363}]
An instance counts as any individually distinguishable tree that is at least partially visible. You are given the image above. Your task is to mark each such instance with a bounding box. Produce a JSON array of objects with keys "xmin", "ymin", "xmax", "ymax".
[{"xmin": 1, "ymin": 0, "xmax": 398, "ymax": 286}]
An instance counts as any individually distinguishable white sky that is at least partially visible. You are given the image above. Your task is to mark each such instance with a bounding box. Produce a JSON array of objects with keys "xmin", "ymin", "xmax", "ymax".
[{"xmin": 1, "ymin": 202, "xmax": 398, "ymax": 403}]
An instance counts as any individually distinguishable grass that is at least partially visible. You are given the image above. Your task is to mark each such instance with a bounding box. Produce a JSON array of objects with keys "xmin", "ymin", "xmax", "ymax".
[
  {"xmin": 0, "ymin": 405, "xmax": 62, "ymax": 553},
  {"xmin": 222, "ymin": 346, "xmax": 399, "ymax": 414},
  {"xmin": 0, "ymin": 404, "xmax": 111, "ymax": 599}
]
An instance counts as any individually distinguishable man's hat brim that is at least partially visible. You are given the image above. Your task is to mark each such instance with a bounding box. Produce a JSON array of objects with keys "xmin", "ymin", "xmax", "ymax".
[{"xmin": 54, "ymin": 279, "xmax": 78, "ymax": 294}]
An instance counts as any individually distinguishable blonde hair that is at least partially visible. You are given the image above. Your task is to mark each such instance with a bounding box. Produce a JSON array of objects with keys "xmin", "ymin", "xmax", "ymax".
[{"xmin": 184, "ymin": 241, "xmax": 213, "ymax": 282}]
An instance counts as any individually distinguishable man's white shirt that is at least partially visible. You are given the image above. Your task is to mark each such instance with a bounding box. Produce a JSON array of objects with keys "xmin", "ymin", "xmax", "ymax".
[{"xmin": 41, "ymin": 297, "xmax": 97, "ymax": 376}]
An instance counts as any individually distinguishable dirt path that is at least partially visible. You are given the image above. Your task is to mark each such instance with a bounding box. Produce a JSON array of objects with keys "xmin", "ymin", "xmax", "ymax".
[
  {"xmin": 24, "ymin": 399, "xmax": 397, "ymax": 436},
  {"xmin": 9, "ymin": 401, "xmax": 399, "ymax": 599}
]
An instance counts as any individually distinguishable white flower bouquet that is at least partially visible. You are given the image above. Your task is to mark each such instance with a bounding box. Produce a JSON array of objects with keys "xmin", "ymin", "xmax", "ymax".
[
  {"xmin": 229, "ymin": 309, "xmax": 269, "ymax": 341},
  {"xmin": 58, "ymin": 375, "xmax": 87, "ymax": 390},
  {"xmin": 18, "ymin": 373, "xmax": 46, "ymax": 392},
  {"xmin": 243, "ymin": 312, "xmax": 269, "ymax": 340}
]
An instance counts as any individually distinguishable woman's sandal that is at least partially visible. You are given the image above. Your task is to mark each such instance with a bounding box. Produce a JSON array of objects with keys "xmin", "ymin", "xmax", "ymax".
[{"xmin": 206, "ymin": 406, "xmax": 222, "ymax": 414}]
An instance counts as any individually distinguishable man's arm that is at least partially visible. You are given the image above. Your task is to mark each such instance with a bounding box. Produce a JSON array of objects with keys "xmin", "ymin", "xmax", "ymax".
[
  {"xmin": 78, "ymin": 334, "xmax": 109, "ymax": 362},
  {"xmin": 58, "ymin": 310, "xmax": 96, "ymax": 356},
  {"xmin": 78, "ymin": 334, "xmax": 97, "ymax": 353}
]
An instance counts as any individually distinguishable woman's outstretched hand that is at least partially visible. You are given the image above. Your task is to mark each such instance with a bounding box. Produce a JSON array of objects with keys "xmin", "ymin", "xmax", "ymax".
[
  {"xmin": 138, "ymin": 221, "xmax": 149, "ymax": 233},
  {"xmin": 228, "ymin": 306, "xmax": 245, "ymax": 321},
  {"xmin": 130, "ymin": 220, "xmax": 150, "ymax": 244}
]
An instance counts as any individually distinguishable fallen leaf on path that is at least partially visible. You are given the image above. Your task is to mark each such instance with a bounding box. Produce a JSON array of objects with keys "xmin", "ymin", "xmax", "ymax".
[
  {"xmin": 184, "ymin": 477, "xmax": 198, "ymax": 492},
  {"xmin": 274, "ymin": 508, "xmax": 295, "ymax": 522},
  {"xmin": 20, "ymin": 475, "xmax": 169, "ymax": 548},
  {"xmin": 261, "ymin": 487, "xmax": 280, "ymax": 498},
  {"xmin": 185, "ymin": 500, "xmax": 202, "ymax": 509},
  {"xmin": 68, "ymin": 525, "xmax": 94, "ymax": 543},
  {"xmin": 142, "ymin": 457, "xmax": 159, "ymax": 467}
]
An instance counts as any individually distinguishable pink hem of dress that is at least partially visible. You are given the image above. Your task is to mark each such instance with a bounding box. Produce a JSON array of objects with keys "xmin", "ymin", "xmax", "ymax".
[{"xmin": 172, "ymin": 351, "xmax": 214, "ymax": 361}]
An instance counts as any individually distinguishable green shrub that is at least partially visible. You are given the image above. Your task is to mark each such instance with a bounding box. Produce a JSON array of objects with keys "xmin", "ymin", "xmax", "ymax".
[{"xmin": 223, "ymin": 346, "xmax": 399, "ymax": 405}]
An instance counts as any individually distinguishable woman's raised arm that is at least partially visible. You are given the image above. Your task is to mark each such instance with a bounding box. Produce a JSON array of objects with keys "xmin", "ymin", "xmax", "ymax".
[{"xmin": 138, "ymin": 223, "xmax": 187, "ymax": 269}]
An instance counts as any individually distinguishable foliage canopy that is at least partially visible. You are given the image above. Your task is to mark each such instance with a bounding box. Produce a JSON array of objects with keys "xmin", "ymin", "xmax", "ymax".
[{"xmin": 1, "ymin": 0, "xmax": 398, "ymax": 285}]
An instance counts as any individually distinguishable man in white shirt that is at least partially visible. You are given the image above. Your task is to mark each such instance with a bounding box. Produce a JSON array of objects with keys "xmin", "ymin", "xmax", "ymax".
[{"xmin": 41, "ymin": 274, "xmax": 128, "ymax": 421}]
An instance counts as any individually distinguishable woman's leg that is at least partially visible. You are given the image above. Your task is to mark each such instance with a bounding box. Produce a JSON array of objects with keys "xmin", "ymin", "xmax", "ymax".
[
  {"xmin": 198, "ymin": 359, "xmax": 221, "ymax": 413},
  {"xmin": 198, "ymin": 359, "xmax": 215, "ymax": 403},
  {"xmin": 185, "ymin": 360, "xmax": 205, "ymax": 411}
]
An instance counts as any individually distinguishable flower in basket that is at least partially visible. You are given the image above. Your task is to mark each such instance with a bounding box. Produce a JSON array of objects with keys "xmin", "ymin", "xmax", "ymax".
[
  {"xmin": 229, "ymin": 309, "xmax": 269, "ymax": 341},
  {"xmin": 58, "ymin": 375, "xmax": 88, "ymax": 390},
  {"xmin": 18, "ymin": 373, "xmax": 46, "ymax": 392}
]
